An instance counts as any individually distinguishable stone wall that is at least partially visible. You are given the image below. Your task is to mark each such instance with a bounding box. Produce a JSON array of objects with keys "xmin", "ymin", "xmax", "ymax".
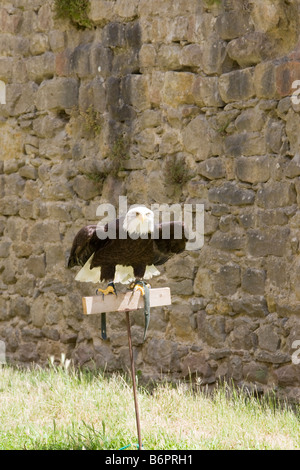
[{"xmin": 1, "ymin": 0, "xmax": 300, "ymax": 399}]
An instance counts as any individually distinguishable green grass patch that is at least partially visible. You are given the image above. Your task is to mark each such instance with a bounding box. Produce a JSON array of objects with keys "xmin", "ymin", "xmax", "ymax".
[
  {"xmin": 54, "ymin": 0, "xmax": 93, "ymax": 29},
  {"xmin": 0, "ymin": 365, "xmax": 300, "ymax": 450}
]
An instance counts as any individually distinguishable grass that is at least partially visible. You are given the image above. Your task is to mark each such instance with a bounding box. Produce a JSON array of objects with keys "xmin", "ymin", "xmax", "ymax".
[
  {"xmin": 0, "ymin": 363, "xmax": 300, "ymax": 450},
  {"xmin": 164, "ymin": 155, "xmax": 192, "ymax": 187},
  {"xmin": 54, "ymin": 0, "xmax": 93, "ymax": 29},
  {"xmin": 106, "ymin": 135, "xmax": 130, "ymax": 176}
]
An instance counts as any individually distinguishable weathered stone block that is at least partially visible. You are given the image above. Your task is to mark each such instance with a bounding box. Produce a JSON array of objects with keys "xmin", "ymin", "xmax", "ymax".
[
  {"xmin": 187, "ymin": 180, "xmax": 208, "ymax": 199},
  {"xmin": 210, "ymin": 231, "xmax": 245, "ymax": 251},
  {"xmin": 227, "ymin": 32, "xmax": 272, "ymax": 67},
  {"xmin": 0, "ymin": 197, "xmax": 19, "ymax": 215},
  {"xmin": 33, "ymin": 114, "xmax": 66, "ymax": 138},
  {"xmin": 208, "ymin": 182, "xmax": 255, "ymax": 206},
  {"xmin": 253, "ymin": 61, "xmax": 277, "ymax": 99},
  {"xmin": 139, "ymin": 0, "xmax": 198, "ymax": 18},
  {"xmin": 256, "ymin": 325, "xmax": 280, "ymax": 353},
  {"xmin": 235, "ymin": 156, "xmax": 270, "ymax": 184},
  {"xmin": 70, "ymin": 44, "xmax": 91, "ymax": 78},
  {"xmin": 19, "ymin": 201, "xmax": 34, "ymax": 219},
  {"xmin": 183, "ymin": 115, "xmax": 221, "ymax": 161},
  {"xmin": 10, "ymin": 297, "xmax": 30, "ymax": 318},
  {"xmin": 224, "ymin": 132, "xmax": 266, "ymax": 157},
  {"xmin": 0, "ymin": 57, "xmax": 14, "ymax": 82},
  {"xmin": 0, "ymin": 122, "xmax": 23, "ymax": 161},
  {"xmin": 29, "ymin": 222, "xmax": 61, "ymax": 244},
  {"xmin": 286, "ymin": 110, "xmax": 300, "ymax": 155},
  {"xmin": 5, "ymin": 82, "xmax": 38, "ymax": 116},
  {"xmin": 26, "ymin": 52, "xmax": 55, "ymax": 83},
  {"xmin": 27, "ymin": 255, "xmax": 46, "ymax": 278},
  {"xmin": 103, "ymin": 22, "xmax": 126, "ymax": 48},
  {"xmin": 0, "ymin": 241, "xmax": 11, "ymax": 258},
  {"xmin": 266, "ymin": 121, "xmax": 285, "ymax": 156},
  {"xmin": 35, "ymin": 78, "xmax": 79, "ymax": 111},
  {"xmin": 123, "ymin": 74, "xmax": 150, "ymax": 112},
  {"xmin": 49, "ymin": 30, "xmax": 65, "ymax": 53},
  {"xmin": 55, "ymin": 48, "xmax": 71, "ymax": 77},
  {"xmin": 274, "ymin": 365, "xmax": 300, "ymax": 387},
  {"xmin": 193, "ymin": 76, "xmax": 224, "ymax": 107},
  {"xmin": 24, "ymin": 180, "xmax": 40, "ymax": 201},
  {"xmin": 157, "ymin": 44, "xmax": 181, "ymax": 70},
  {"xmin": 227, "ymin": 319, "xmax": 257, "ymax": 350},
  {"xmin": 162, "ymin": 72, "xmax": 195, "ymax": 107},
  {"xmin": 0, "ymin": 8, "xmax": 22, "ymax": 34},
  {"xmin": 257, "ymin": 182, "xmax": 296, "ymax": 209},
  {"xmin": 19, "ymin": 165, "xmax": 38, "ymax": 180},
  {"xmin": 235, "ymin": 108, "xmax": 265, "ymax": 132},
  {"xmin": 181, "ymin": 351, "xmax": 214, "ymax": 383},
  {"xmin": 19, "ymin": 343, "xmax": 40, "ymax": 363},
  {"xmin": 247, "ymin": 228, "xmax": 290, "ymax": 257},
  {"xmin": 91, "ymin": 44, "xmax": 113, "ymax": 78},
  {"xmin": 250, "ymin": 0, "xmax": 287, "ymax": 33},
  {"xmin": 168, "ymin": 304, "xmax": 194, "ymax": 340},
  {"xmin": 37, "ymin": 3, "xmax": 53, "ymax": 32},
  {"xmin": 167, "ymin": 279, "xmax": 193, "ymax": 296},
  {"xmin": 215, "ymin": 264, "xmax": 240, "ymax": 296},
  {"xmin": 29, "ymin": 33, "xmax": 49, "ymax": 55},
  {"xmin": 159, "ymin": 130, "xmax": 181, "ymax": 155},
  {"xmin": 89, "ymin": 0, "xmax": 115, "ymax": 24},
  {"xmin": 72, "ymin": 175, "xmax": 100, "ymax": 200},
  {"xmin": 216, "ymin": 11, "xmax": 253, "ymax": 40},
  {"xmin": 275, "ymin": 61, "xmax": 300, "ymax": 98},
  {"xmin": 242, "ymin": 268, "xmax": 266, "ymax": 295},
  {"xmin": 219, "ymin": 68, "xmax": 255, "ymax": 103},
  {"xmin": 197, "ymin": 311, "xmax": 226, "ymax": 347},
  {"xmin": 285, "ymin": 153, "xmax": 300, "ymax": 178},
  {"xmin": 243, "ymin": 362, "xmax": 268, "ymax": 384},
  {"xmin": 2, "ymin": 262, "xmax": 17, "ymax": 284},
  {"xmin": 170, "ymin": 15, "xmax": 192, "ymax": 43},
  {"xmin": 201, "ymin": 37, "xmax": 227, "ymax": 75},
  {"xmin": 194, "ymin": 268, "xmax": 214, "ymax": 297},
  {"xmin": 0, "ymin": 33, "xmax": 29, "ymax": 57},
  {"xmin": 139, "ymin": 44, "xmax": 156, "ymax": 69},
  {"xmin": 79, "ymin": 78, "xmax": 106, "ymax": 114},
  {"xmin": 142, "ymin": 338, "xmax": 173, "ymax": 372},
  {"xmin": 197, "ymin": 157, "xmax": 226, "ymax": 180},
  {"xmin": 115, "ymin": 0, "xmax": 139, "ymax": 19},
  {"xmin": 180, "ymin": 44, "xmax": 202, "ymax": 69}
]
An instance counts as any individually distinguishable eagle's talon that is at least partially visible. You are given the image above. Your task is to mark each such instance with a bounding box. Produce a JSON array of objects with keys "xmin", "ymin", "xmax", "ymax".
[
  {"xmin": 134, "ymin": 284, "xmax": 145, "ymax": 296},
  {"xmin": 96, "ymin": 282, "xmax": 117, "ymax": 299},
  {"xmin": 129, "ymin": 280, "xmax": 151, "ymax": 297}
]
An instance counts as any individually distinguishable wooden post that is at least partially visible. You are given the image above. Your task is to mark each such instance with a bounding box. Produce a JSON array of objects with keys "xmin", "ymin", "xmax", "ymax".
[
  {"xmin": 125, "ymin": 311, "xmax": 142, "ymax": 449},
  {"xmin": 82, "ymin": 287, "xmax": 171, "ymax": 450}
]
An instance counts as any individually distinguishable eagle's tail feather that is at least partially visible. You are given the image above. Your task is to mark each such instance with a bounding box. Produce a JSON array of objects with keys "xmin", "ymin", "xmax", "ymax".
[{"xmin": 75, "ymin": 254, "xmax": 101, "ymax": 283}]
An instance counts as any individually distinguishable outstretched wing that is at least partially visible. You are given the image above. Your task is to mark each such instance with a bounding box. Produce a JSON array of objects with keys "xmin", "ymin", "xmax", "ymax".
[
  {"xmin": 67, "ymin": 225, "xmax": 109, "ymax": 268},
  {"xmin": 152, "ymin": 221, "xmax": 187, "ymax": 266}
]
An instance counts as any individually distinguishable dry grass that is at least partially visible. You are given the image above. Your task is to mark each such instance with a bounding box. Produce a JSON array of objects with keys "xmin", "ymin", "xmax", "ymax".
[{"xmin": 0, "ymin": 364, "xmax": 300, "ymax": 450}]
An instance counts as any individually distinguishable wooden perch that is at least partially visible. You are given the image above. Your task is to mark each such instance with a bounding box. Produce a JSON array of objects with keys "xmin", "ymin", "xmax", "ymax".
[
  {"xmin": 81, "ymin": 286, "xmax": 172, "ymax": 450},
  {"xmin": 82, "ymin": 287, "xmax": 171, "ymax": 315}
]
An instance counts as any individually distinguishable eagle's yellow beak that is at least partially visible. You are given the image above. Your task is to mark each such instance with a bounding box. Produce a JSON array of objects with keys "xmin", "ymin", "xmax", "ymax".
[{"xmin": 139, "ymin": 213, "xmax": 145, "ymax": 223}]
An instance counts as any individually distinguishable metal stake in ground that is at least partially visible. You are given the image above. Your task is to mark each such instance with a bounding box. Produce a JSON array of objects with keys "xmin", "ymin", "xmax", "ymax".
[{"xmin": 126, "ymin": 311, "xmax": 142, "ymax": 450}]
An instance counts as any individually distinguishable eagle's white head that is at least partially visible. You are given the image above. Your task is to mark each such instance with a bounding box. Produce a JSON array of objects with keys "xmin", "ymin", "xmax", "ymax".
[{"xmin": 123, "ymin": 206, "xmax": 154, "ymax": 236}]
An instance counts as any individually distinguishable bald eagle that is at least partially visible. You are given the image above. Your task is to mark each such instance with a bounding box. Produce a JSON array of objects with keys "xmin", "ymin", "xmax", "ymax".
[{"xmin": 68, "ymin": 206, "xmax": 187, "ymax": 294}]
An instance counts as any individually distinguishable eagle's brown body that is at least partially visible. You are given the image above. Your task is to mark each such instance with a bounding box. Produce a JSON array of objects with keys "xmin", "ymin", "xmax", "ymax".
[{"xmin": 68, "ymin": 219, "xmax": 187, "ymax": 283}]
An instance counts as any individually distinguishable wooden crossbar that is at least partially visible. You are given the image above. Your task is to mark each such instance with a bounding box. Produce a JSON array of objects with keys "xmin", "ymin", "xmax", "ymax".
[{"xmin": 82, "ymin": 287, "xmax": 171, "ymax": 315}]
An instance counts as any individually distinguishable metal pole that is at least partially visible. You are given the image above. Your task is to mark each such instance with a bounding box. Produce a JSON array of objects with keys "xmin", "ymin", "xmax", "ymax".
[{"xmin": 125, "ymin": 311, "xmax": 142, "ymax": 450}]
